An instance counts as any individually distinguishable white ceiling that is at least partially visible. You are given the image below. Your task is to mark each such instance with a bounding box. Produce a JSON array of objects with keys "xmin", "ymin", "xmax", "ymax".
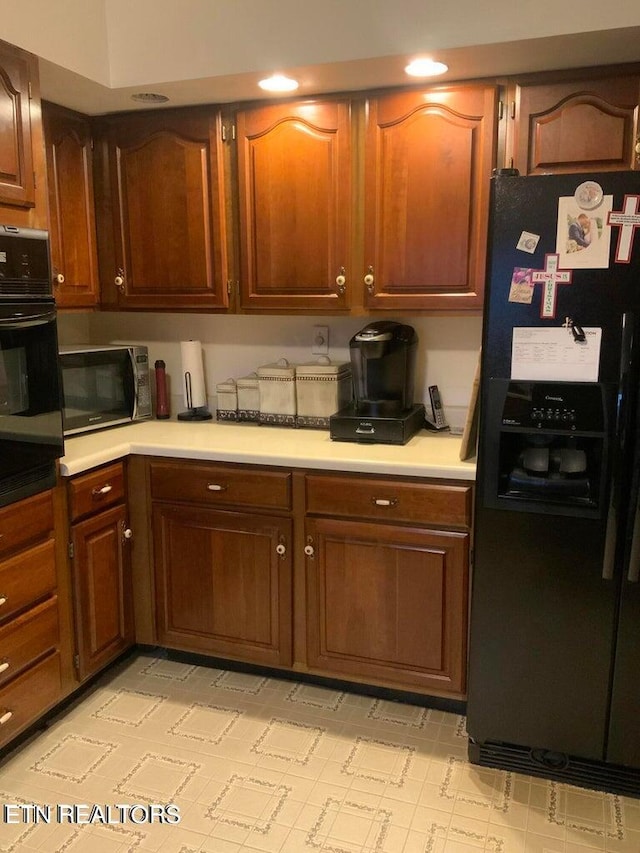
[{"xmin": 2, "ymin": 0, "xmax": 639, "ymax": 114}]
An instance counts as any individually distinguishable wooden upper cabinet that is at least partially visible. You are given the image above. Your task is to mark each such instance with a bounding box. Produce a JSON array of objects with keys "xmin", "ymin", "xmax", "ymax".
[
  {"xmin": 43, "ymin": 102, "xmax": 99, "ymax": 308},
  {"xmin": 96, "ymin": 107, "xmax": 229, "ymax": 310},
  {"xmin": 0, "ymin": 40, "xmax": 37, "ymax": 210},
  {"xmin": 236, "ymin": 99, "xmax": 352, "ymax": 312},
  {"xmin": 363, "ymin": 84, "xmax": 497, "ymax": 312},
  {"xmin": 509, "ymin": 72, "xmax": 640, "ymax": 175}
]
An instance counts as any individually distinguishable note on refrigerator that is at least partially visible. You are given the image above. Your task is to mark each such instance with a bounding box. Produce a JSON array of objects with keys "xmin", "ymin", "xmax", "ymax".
[{"xmin": 511, "ymin": 327, "xmax": 601, "ymax": 382}]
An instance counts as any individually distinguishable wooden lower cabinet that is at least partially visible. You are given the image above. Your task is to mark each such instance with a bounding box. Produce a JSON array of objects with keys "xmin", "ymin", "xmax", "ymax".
[
  {"xmin": 68, "ymin": 462, "xmax": 134, "ymax": 681},
  {"xmin": 0, "ymin": 490, "xmax": 65, "ymax": 749},
  {"xmin": 153, "ymin": 503, "xmax": 293, "ymax": 666},
  {"xmin": 305, "ymin": 517, "xmax": 469, "ymax": 696},
  {"xmin": 71, "ymin": 504, "xmax": 134, "ymax": 680},
  {"xmin": 140, "ymin": 457, "xmax": 472, "ymax": 701}
]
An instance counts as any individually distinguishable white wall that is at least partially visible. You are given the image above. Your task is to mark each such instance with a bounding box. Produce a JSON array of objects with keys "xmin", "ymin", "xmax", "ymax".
[
  {"xmin": 103, "ymin": 0, "xmax": 640, "ymax": 86},
  {"xmin": 0, "ymin": 0, "xmax": 110, "ymax": 84},
  {"xmin": 3, "ymin": 0, "xmax": 640, "ymax": 89},
  {"xmin": 55, "ymin": 312, "xmax": 483, "ymax": 432}
]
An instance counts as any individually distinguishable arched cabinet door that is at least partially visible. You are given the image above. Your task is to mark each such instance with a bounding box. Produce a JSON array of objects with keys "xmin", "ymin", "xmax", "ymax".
[
  {"xmin": 96, "ymin": 107, "xmax": 230, "ymax": 310},
  {"xmin": 236, "ymin": 99, "xmax": 352, "ymax": 312},
  {"xmin": 43, "ymin": 102, "xmax": 99, "ymax": 308},
  {"xmin": 363, "ymin": 84, "xmax": 498, "ymax": 312},
  {"xmin": 0, "ymin": 40, "xmax": 36, "ymax": 209},
  {"xmin": 510, "ymin": 73, "xmax": 640, "ymax": 175}
]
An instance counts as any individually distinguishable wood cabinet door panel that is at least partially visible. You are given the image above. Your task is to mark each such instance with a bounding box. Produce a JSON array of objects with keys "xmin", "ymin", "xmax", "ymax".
[
  {"xmin": 72, "ymin": 504, "xmax": 134, "ymax": 680},
  {"xmin": 513, "ymin": 75, "xmax": 640, "ymax": 174},
  {"xmin": 153, "ymin": 503, "xmax": 292, "ymax": 666},
  {"xmin": 0, "ymin": 538, "xmax": 56, "ymax": 623},
  {"xmin": 0, "ymin": 42, "xmax": 35, "ymax": 208},
  {"xmin": 306, "ymin": 518, "xmax": 469, "ymax": 695},
  {"xmin": 0, "ymin": 597, "xmax": 59, "ymax": 689},
  {"xmin": 237, "ymin": 100, "xmax": 351, "ymax": 311},
  {"xmin": 0, "ymin": 490, "xmax": 53, "ymax": 560},
  {"xmin": 150, "ymin": 460, "xmax": 291, "ymax": 510},
  {"xmin": 69, "ymin": 462, "xmax": 126, "ymax": 522},
  {"xmin": 44, "ymin": 103, "xmax": 99, "ymax": 307},
  {"xmin": 104, "ymin": 109, "xmax": 228, "ymax": 309},
  {"xmin": 0, "ymin": 652, "xmax": 61, "ymax": 747},
  {"xmin": 364, "ymin": 85, "xmax": 497, "ymax": 312},
  {"xmin": 306, "ymin": 474, "xmax": 472, "ymax": 527}
]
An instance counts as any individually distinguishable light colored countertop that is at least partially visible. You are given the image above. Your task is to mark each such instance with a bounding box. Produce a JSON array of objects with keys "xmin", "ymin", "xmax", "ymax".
[{"xmin": 59, "ymin": 420, "xmax": 477, "ymax": 480}]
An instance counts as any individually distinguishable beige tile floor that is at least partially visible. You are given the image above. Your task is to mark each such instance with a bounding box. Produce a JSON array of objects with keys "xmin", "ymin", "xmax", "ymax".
[{"xmin": 1, "ymin": 652, "xmax": 639, "ymax": 852}]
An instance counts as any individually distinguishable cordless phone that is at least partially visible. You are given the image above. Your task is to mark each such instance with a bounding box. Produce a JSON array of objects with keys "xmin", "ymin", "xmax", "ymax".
[{"xmin": 427, "ymin": 385, "xmax": 449, "ymax": 430}]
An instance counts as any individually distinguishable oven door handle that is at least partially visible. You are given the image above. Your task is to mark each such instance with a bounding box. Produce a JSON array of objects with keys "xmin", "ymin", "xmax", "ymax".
[{"xmin": 0, "ymin": 308, "xmax": 56, "ymax": 328}]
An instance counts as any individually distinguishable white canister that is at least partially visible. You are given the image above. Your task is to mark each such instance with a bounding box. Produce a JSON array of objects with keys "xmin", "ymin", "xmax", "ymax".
[
  {"xmin": 295, "ymin": 357, "xmax": 352, "ymax": 428},
  {"xmin": 257, "ymin": 358, "xmax": 297, "ymax": 426},
  {"xmin": 237, "ymin": 372, "xmax": 260, "ymax": 422},
  {"xmin": 216, "ymin": 378, "xmax": 237, "ymax": 421}
]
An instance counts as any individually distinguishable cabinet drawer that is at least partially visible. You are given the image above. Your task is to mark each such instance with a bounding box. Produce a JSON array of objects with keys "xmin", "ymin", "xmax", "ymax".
[
  {"xmin": 0, "ymin": 598, "xmax": 59, "ymax": 689},
  {"xmin": 306, "ymin": 474, "xmax": 472, "ymax": 527},
  {"xmin": 150, "ymin": 461, "xmax": 292, "ymax": 511},
  {"xmin": 0, "ymin": 539, "xmax": 56, "ymax": 623},
  {"xmin": 0, "ymin": 491, "xmax": 54, "ymax": 559},
  {"xmin": 0, "ymin": 652, "xmax": 62, "ymax": 747},
  {"xmin": 69, "ymin": 462, "xmax": 125, "ymax": 521}
]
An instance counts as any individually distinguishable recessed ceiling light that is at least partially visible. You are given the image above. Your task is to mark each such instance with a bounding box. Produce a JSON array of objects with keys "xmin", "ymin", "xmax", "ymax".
[
  {"xmin": 258, "ymin": 74, "xmax": 299, "ymax": 93},
  {"xmin": 404, "ymin": 59, "xmax": 448, "ymax": 78},
  {"xmin": 130, "ymin": 92, "xmax": 170, "ymax": 103}
]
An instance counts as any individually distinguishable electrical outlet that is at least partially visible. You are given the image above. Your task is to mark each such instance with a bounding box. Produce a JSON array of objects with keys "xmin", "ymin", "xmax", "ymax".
[{"xmin": 312, "ymin": 325, "xmax": 329, "ymax": 355}]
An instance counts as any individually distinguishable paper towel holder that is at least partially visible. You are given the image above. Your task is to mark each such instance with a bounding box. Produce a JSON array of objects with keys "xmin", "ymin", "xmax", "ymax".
[
  {"xmin": 178, "ymin": 369, "xmax": 213, "ymax": 421},
  {"xmin": 177, "ymin": 339, "xmax": 213, "ymax": 421}
]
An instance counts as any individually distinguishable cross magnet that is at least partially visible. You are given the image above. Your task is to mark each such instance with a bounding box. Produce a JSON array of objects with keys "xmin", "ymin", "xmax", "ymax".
[
  {"xmin": 531, "ymin": 253, "xmax": 573, "ymax": 319},
  {"xmin": 607, "ymin": 195, "xmax": 640, "ymax": 263}
]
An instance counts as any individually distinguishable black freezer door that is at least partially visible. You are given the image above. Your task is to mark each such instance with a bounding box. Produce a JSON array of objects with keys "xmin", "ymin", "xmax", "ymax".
[
  {"xmin": 469, "ymin": 170, "xmax": 640, "ymax": 763},
  {"xmin": 467, "ymin": 505, "xmax": 618, "ymax": 760},
  {"xmin": 607, "ymin": 377, "xmax": 640, "ymax": 767}
]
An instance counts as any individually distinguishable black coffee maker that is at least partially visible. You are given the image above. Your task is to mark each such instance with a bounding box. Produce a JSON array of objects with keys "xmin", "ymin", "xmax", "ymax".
[{"xmin": 329, "ymin": 321, "xmax": 426, "ymax": 444}]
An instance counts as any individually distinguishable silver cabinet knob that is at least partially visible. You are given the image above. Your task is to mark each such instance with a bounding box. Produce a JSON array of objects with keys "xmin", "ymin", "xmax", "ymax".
[
  {"xmin": 123, "ymin": 528, "xmax": 133, "ymax": 540},
  {"xmin": 276, "ymin": 543, "xmax": 286, "ymax": 556},
  {"xmin": 304, "ymin": 544, "xmax": 315, "ymax": 557}
]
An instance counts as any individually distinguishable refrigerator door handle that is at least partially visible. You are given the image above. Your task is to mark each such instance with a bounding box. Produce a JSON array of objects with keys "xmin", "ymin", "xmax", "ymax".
[
  {"xmin": 602, "ymin": 505, "xmax": 618, "ymax": 580},
  {"xmin": 603, "ymin": 312, "xmax": 634, "ymax": 580},
  {"xmin": 627, "ymin": 501, "xmax": 640, "ymax": 583}
]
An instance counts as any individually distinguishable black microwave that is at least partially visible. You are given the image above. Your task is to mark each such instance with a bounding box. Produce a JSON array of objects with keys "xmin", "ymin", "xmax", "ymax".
[{"xmin": 59, "ymin": 345, "xmax": 152, "ymax": 435}]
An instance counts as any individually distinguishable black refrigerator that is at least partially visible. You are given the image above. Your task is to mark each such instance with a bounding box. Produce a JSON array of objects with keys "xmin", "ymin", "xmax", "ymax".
[{"xmin": 467, "ymin": 170, "xmax": 640, "ymax": 796}]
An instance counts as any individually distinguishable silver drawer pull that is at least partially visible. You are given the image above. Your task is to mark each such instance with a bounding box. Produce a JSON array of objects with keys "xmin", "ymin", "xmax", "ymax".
[
  {"xmin": 0, "ymin": 710, "xmax": 13, "ymax": 725},
  {"xmin": 91, "ymin": 484, "xmax": 113, "ymax": 497},
  {"xmin": 372, "ymin": 498, "xmax": 398, "ymax": 507},
  {"xmin": 207, "ymin": 483, "xmax": 228, "ymax": 492},
  {"xmin": 0, "ymin": 596, "xmax": 6, "ymax": 607},
  {"xmin": 356, "ymin": 425, "xmax": 375, "ymax": 434},
  {"xmin": 0, "ymin": 662, "xmax": 8, "ymax": 674}
]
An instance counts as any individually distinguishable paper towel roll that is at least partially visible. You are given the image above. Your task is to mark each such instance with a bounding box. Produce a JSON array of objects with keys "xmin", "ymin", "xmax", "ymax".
[{"xmin": 180, "ymin": 340, "xmax": 207, "ymax": 409}]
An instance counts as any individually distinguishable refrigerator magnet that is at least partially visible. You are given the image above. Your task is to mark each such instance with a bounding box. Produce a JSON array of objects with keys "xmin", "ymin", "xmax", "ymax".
[
  {"xmin": 516, "ymin": 231, "xmax": 540, "ymax": 253},
  {"xmin": 531, "ymin": 253, "xmax": 572, "ymax": 319},
  {"xmin": 508, "ymin": 268, "xmax": 535, "ymax": 304},
  {"xmin": 607, "ymin": 195, "xmax": 640, "ymax": 263},
  {"xmin": 555, "ymin": 195, "xmax": 612, "ymax": 269},
  {"xmin": 574, "ymin": 180, "xmax": 604, "ymax": 210}
]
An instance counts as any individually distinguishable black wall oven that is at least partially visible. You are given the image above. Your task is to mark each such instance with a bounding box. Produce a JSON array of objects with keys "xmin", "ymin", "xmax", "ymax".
[{"xmin": 0, "ymin": 226, "xmax": 63, "ymax": 507}]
